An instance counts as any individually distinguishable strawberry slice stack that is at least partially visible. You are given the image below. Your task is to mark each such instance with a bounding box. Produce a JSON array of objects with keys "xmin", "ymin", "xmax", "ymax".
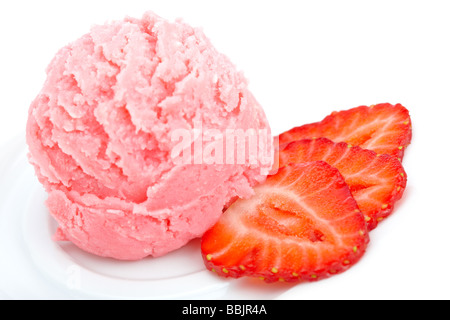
[{"xmin": 201, "ymin": 103, "xmax": 412, "ymax": 283}]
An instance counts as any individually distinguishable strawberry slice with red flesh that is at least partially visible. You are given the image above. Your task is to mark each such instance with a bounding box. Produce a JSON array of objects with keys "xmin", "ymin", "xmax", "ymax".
[
  {"xmin": 278, "ymin": 103, "xmax": 412, "ymax": 161},
  {"xmin": 278, "ymin": 138, "xmax": 407, "ymax": 230},
  {"xmin": 201, "ymin": 161, "xmax": 369, "ymax": 283}
]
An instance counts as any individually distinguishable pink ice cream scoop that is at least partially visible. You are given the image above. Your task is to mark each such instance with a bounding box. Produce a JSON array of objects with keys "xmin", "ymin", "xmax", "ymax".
[{"xmin": 26, "ymin": 12, "xmax": 272, "ymax": 260}]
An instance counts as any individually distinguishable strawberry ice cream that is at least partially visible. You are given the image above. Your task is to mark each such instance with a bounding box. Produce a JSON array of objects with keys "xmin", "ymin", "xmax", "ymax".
[{"xmin": 26, "ymin": 12, "xmax": 272, "ymax": 260}]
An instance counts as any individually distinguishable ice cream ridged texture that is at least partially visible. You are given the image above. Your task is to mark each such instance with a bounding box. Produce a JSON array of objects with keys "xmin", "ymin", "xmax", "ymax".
[{"xmin": 26, "ymin": 12, "xmax": 272, "ymax": 260}]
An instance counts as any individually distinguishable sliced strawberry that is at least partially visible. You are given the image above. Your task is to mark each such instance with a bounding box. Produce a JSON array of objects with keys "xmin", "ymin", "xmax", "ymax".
[
  {"xmin": 278, "ymin": 103, "xmax": 412, "ymax": 160},
  {"xmin": 201, "ymin": 161, "xmax": 369, "ymax": 283},
  {"xmin": 278, "ymin": 138, "xmax": 407, "ymax": 230}
]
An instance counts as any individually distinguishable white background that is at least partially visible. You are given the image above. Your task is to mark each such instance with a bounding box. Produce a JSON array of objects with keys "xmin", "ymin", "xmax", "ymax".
[{"xmin": 1, "ymin": 0, "xmax": 449, "ymax": 300}]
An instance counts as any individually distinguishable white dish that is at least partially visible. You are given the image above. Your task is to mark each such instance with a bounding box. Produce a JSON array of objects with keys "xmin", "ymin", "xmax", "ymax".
[{"xmin": 0, "ymin": 136, "xmax": 295, "ymax": 300}]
